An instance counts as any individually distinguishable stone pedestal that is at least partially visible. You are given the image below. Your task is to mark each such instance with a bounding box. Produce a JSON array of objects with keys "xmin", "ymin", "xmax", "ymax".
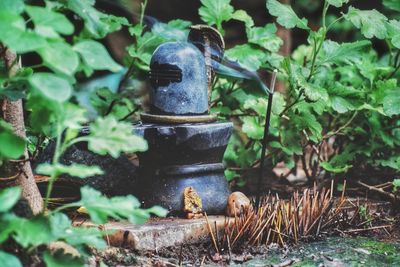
[{"xmin": 133, "ymin": 122, "xmax": 232, "ymax": 215}]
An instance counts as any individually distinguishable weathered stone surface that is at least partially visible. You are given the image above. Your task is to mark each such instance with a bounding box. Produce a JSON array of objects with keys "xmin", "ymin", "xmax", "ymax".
[
  {"xmin": 33, "ymin": 142, "xmax": 139, "ymax": 196},
  {"xmin": 78, "ymin": 216, "xmax": 233, "ymax": 251}
]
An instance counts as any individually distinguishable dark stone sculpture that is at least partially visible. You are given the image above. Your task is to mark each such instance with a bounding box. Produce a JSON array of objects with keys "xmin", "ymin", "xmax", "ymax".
[{"xmin": 133, "ymin": 25, "xmax": 232, "ymax": 215}]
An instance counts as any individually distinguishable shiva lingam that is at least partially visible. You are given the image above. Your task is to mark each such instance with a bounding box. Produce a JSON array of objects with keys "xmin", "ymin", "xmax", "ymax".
[{"xmin": 133, "ymin": 25, "xmax": 232, "ymax": 216}]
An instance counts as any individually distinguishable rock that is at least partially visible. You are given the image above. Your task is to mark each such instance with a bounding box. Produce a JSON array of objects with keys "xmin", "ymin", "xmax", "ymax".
[
  {"xmin": 33, "ymin": 141, "xmax": 140, "ymax": 196},
  {"xmin": 226, "ymin": 192, "xmax": 252, "ymax": 217}
]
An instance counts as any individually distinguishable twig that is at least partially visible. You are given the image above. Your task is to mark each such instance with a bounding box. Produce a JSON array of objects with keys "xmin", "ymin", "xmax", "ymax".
[
  {"xmin": 356, "ymin": 180, "xmax": 396, "ymax": 201},
  {"xmin": 342, "ymin": 225, "xmax": 392, "ymax": 233},
  {"xmin": 204, "ymin": 213, "xmax": 219, "ymax": 253},
  {"xmin": 256, "ymin": 70, "xmax": 277, "ymax": 207}
]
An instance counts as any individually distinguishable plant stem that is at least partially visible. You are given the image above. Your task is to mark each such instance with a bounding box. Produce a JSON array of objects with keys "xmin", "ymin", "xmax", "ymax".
[{"xmin": 43, "ymin": 123, "xmax": 63, "ymax": 212}]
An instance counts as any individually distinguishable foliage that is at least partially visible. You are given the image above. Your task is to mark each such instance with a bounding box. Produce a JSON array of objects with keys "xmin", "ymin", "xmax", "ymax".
[
  {"xmin": 123, "ymin": 0, "xmax": 400, "ymax": 187},
  {"xmin": 0, "ymin": 0, "xmax": 166, "ymax": 266}
]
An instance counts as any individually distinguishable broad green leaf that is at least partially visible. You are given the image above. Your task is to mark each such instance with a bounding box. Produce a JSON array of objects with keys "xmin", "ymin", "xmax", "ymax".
[
  {"xmin": 36, "ymin": 163, "xmax": 103, "ymax": 178},
  {"xmin": 38, "ymin": 41, "xmax": 79, "ymax": 76},
  {"xmin": 320, "ymin": 161, "xmax": 352, "ymax": 173},
  {"xmin": 331, "ymin": 96, "xmax": 355, "ymax": 113},
  {"xmin": 225, "ymin": 44, "xmax": 267, "ymax": 71},
  {"xmin": 344, "ymin": 7, "xmax": 388, "ymax": 39},
  {"xmin": 375, "ymin": 156, "xmax": 400, "ymax": 170},
  {"xmin": 383, "ymin": 0, "xmax": 400, "ymax": 12},
  {"xmin": 0, "ymin": 12, "xmax": 46, "ymax": 53},
  {"xmin": 43, "ymin": 251, "xmax": 84, "ymax": 267},
  {"xmin": 294, "ymin": 112, "xmax": 323, "ymax": 142},
  {"xmin": 327, "ymin": 0, "xmax": 348, "ymax": 8},
  {"xmin": 29, "ymin": 73, "xmax": 72, "ymax": 102},
  {"xmin": 73, "ymin": 40, "xmax": 122, "ymax": 72},
  {"xmin": 128, "ymin": 24, "xmax": 144, "ymax": 38},
  {"xmin": 242, "ymin": 116, "xmax": 263, "ymax": 140},
  {"xmin": 0, "ymin": 121, "xmax": 25, "ymax": 160},
  {"xmin": 146, "ymin": 206, "xmax": 168, "ymax": 217},
  {"xmin": 0, "ymin": 187, "xmax": 21, "ymax": 213},
  {"xmin": 0, "ymin": 0, "xmax": 24, "ymax": 14},
  {"xmin": 387, "ymin": 20, "xmax": 400, "ymax": 49},
  {"xmin": 232, "ymin": 10, "xmax": 254, "ymax": 28},
  {"xmin": 243, "ymin": 98, "xmax": 267, "ymax": 116},
  {"xmin": 271, "ymin": 92, "xmax": 286, "ymax": 115},
  {"xmin": 247, "ymin": 23, "xmax": 283, "ymax": 52},
  {"xmin": 13, "ymin": 216, "xmax": 55, "ymax": 247},
  {"xmin": 49, "ymin": 213, "xmax": 106, "ymax": 251},
  {"xmin": 199, "ymin": 0, "xmax": 234, "ymax": 31},
  {"xmin": 319, "ymin": 40, "xmax": 370, "ymax": 64},
  {"xmin": 152, "ymin": 19, "xmax": 191, "ymax": 41},
  {"xmin": 383, "ymin": 89, "xmax": 400, "ymax": 116},
  {"xmin": 87, "ymin": 117, "xmax": 147, "ymax": 158},
  {"xmin": 0, "ymin": 251, "xmax": 22, "ymax": 267},
  {"xmin": 26, "ymin": 5, "xmax": 74, "ymax": 35},
  {"xmin": 302, "ymin": 83, "xmax": 329, "ymax": 102},
  {"xmin": 26, "ymin": 93, "xmax": 61, "ymax": 137},
  {"xmin": 60, "ymin": 103, "xmax": 88, "ymax": 131},
  {"xmin": 266, "ymin": 0, "xmax": 309, "ymax": 30},
  {"xmin": 76, "ymin": 186, "xmax": 147, "ymax": 224},
  {"xmin": 67, "ymin": 0, "xmax": 110, "ymax": 38}
]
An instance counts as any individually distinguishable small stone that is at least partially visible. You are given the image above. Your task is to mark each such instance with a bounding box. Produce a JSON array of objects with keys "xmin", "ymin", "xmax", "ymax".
[{"xmin": 226, "ymin": 192, "xmax": 252, "ymax": 217}]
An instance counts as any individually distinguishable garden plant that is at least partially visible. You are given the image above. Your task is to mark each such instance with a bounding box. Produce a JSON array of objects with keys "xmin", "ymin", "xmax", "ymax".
[{"xmin": 0, "ymin": 0, "xmax": 399, "ymax": 266}]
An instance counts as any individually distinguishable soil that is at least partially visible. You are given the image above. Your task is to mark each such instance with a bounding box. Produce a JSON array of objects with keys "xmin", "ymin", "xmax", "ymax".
[{"xmin": 90, "ymin": 221, "xmax": 400, "ymax": 266}]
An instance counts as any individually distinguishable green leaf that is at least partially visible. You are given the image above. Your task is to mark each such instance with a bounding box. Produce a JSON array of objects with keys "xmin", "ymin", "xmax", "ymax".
[
  {"xmin": 266, "ymin": 0, "xmax": 309, "ymax": 30},
  {"xmin": 36, "ymin": 163, "xmax": 103, "ymax": 179},
  {"xmin": 90, "ymin": 87, "xmax": 134, "ymax": 120},
  {"xmin": 383, "ymin": 0, "xmax": 400, "ymax": 12},
  {"xmin": 344, "ymin": 7, "xmax": 388, "ymax": 39},
  {"xmin": 59, "ymin": 103, "xmax": 88, "ymax": 131},
  {"xmin": 302, "ymin": 83, "xmax": 329, "ymax": 102},
  {"xmin": 387, "ymin": 20, "xmax": 400, "ymax": 49},
  {"xmin": 383, "ymin": 89, "xmax": 400, "ymax": 116},
  {"xmin": 86, "ymin": 117, "xmax": 147, "ymax": 158},
  {"xmin": 0, "ymin": 0, "xmax": 24, "ymax": 14},
  {"xmin": 77, "ymin": 186, "xmax": 144, "ymax": 224},
  {"xmin": 0, "ymin": 251, "xmax": 22, "ymax": 267},
  {"xmin": 320, "ymin": 161, "xmax": 352, "ymax": 173},
  {"xmin": 29, "ymin": 73, "xmax": 72, "ymax": 102},
  {"xmin": 146, "ymin": 206, "xmax": 168, "ymax": 217},
  {"xmin": 73, "ymin": 40, "xmax": 122, "ymax": 72},
  {"xmin": 26, "ymin": 5, "xmax": 74, "ymax": 35},
  {"xmin": 199, "ymin": 0, "xmax": 234, "ymax": 31},
  {"xmin": 243, "ymin": 98, "xmax": 267, "ymax": 116},
  {"xmin": 225, "ymin": 44, "xmax": 267, "ymax": 71},
  {"xmin": 152, "ymin": 19, "xmax": 191, "ymax": 41},
  {"xmin": 0, "ymin": 187, "xmax": 21, "ymax": 213},
  {"xmin": 376, "ymin": 156, "xmax": 400, "ymax": 170},
  {"xmin": 49, "ymin": 213, "xmax": 106, "ymax": 251},
  {"xmin": 247, "ymin": 23, "xmax": 283, "ymax": 52},
  {"xmin": 331, "ymin": 96, "xmax": 355, "ymax": 113},
  {"xmin": 67, "ymin": 0, "xmax": 110, "ymax": 38},
  {"xmin": 0, "ymin": 121, "xmax": 26, "ymax": 160},
  {"xmin": 327, "ymin": 0, "xmax": 348, "ymax": 8},
  {"xmin": 43, "ymin": 251, "xmax": 84, "ymax": 267},
  {"xmin": 38, "ymin": 41, "xmax": 79, "ymax": 76},
  {"xmin": 13, "ymin": 216, "xmax": 55, "ymax": 248},
  {"xmin": 242, "ymin": 116, "xmax": 263, "ymax": 140},
  {"xmin": 319, "ymin": 40, "xmax": 370, "ymax": 64},
  {"xmin": 232, "ymin": 10, "xmax": 254, "ymax": 28},
  {"xmin": 0, "ymin": 12, "xmax": 46, "ymax": 53}
]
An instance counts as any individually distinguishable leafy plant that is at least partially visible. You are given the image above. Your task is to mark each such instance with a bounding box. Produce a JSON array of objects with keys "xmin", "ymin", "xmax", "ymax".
[{"xmin": 0, "ymin": 0, "xmax": 166, "ymax": 266}]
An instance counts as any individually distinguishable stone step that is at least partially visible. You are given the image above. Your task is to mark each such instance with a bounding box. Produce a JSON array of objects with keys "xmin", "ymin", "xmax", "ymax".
[{"xmin": 76, "ymin": 215, "xmax": 232, "ymax": 251}]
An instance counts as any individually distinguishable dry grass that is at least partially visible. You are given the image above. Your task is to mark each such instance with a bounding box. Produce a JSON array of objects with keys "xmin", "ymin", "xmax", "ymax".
[{"xmin": 208, "ymin": 181, "xmax": 391, "ymax": 252}]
